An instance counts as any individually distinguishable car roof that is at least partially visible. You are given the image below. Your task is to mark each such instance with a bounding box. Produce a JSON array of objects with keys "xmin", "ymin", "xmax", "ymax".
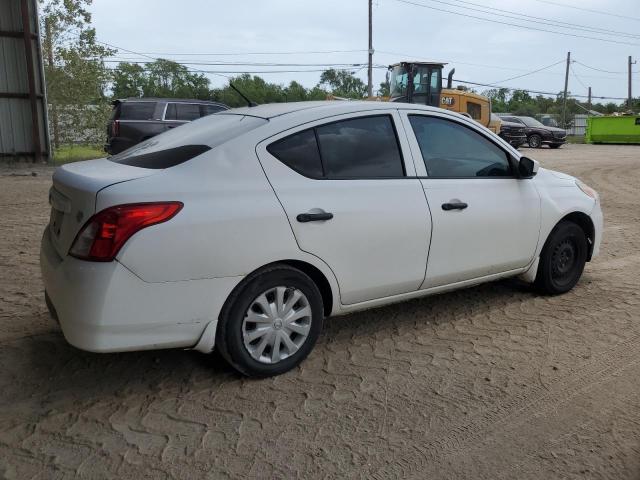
[{"xmin": 221, "ymin": 100, "xmax": 443, "ymax": 119}]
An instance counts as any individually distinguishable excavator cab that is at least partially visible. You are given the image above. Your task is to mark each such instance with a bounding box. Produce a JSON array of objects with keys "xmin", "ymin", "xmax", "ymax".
[
  {"xmin": 388, "ymin": 62, "xmax": 447, "ymax": 106},
  {"xmin": 388, "ymin": 61, "xmax": 497, "ymax": 133}
]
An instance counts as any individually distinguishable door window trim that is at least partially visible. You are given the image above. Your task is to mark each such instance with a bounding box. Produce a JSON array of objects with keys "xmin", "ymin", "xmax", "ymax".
[{"xmin": 266, "ymin": 113, "xmax": 408, "ymax": 180}]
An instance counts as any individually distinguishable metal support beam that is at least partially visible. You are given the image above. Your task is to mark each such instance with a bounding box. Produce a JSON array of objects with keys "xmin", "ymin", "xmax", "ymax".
[
  {"xmin": 0, "ymin": 29, "xmax": 37, "ymax": 39},
  {"xmin": 20, "ymin": 0, "xmax": 42, "ymax": 163}
]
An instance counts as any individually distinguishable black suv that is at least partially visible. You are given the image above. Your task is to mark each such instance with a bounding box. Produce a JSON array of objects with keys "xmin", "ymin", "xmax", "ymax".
[
  {"xmin": 494, "ymin": 114, "xmax": 526, "ymax": 148},
  {"xmin": 499, "ymin": 115, "xmax": 566, "ymax": 149},
  {"xmin": 105, "ymin": 98, "xmax": 229, "ymax": 154}
]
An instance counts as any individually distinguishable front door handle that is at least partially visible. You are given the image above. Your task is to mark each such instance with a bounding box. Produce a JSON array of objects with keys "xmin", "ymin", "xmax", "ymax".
[
  {"xmin": 296, "ymin": 211, "xmax": 334, "ymax": 223},
  {"xmin": 442, "ymin": 202, "xmax": 468, "ymax": 211}
]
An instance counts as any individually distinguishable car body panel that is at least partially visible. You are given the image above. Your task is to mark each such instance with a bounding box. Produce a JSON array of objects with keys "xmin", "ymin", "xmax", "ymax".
[{"xmin": 40, "ymin": 101, "xmax": 603, "ymax": 354}]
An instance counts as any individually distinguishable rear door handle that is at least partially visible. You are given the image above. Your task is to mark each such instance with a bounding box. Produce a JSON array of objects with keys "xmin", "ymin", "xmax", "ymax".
[
  {"xmin": 296, "ymin": 212, "xmax": 334, "ymax": 223},
  {"xmin": 442, "ymin": 202, "xmax": 468, "ymax": 211}
]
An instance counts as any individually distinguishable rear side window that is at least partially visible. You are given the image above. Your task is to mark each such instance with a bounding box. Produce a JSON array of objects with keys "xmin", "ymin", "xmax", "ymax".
[
  {"xmin": 267, "ymin": 129, "xmax": 323, "ymax": 178},
  {"xmin": 202, "ymin": 104, "xmax": 225, "ymax": 116},
  {"xmin": 119, "ymin": 102, "xmax": 156, "ymax": 120},
  {"xmin": 267, "ymin": 115, "xmax": 405, "ymax": 179},
  {"xmin": 165, "ymin": 103, "xmax": 201, "ymax": 121}
]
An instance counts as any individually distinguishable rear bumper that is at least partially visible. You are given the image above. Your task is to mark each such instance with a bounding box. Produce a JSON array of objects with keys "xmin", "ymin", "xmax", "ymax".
[{"xmin": 40, "ymin": 227, "xmax": 242, "ymax": 353}]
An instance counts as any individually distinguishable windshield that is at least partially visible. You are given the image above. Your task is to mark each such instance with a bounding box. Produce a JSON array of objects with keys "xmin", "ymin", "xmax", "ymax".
[
  {"xmin": 520, "ymin": 117, "xmax": 545, "ymax": 128},
  {"xmin": 389, "ymin": 65, "xmax": 408, "ymax": 100},
  {"xmin": 389, "ymin": 64, "xmax": 441, "ymax": 105}
]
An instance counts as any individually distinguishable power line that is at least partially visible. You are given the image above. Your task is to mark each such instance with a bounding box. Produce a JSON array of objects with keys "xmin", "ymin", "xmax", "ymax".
[
  {"xmin": 441, "ymin": 0, "xmax": 640, "ymax": 40},
  {"xmin": 491, "ymin": 59, "xmax": 565, "ymax": 85},
  {"xmin": 106, "ymin": 49, "xmax": 368, "ymax": 57},
  {"xmin": 105, "ymin": 59, "xmax": 369, "ymax": 67},
  {"xmin": 530, "ymin": 0, "xmax": 640, "ymax": 22},
  {"xmin": 389, "ymin": 0, "xmax": 640, "ymax": 46},
  {"xmin": 573, "ymin": 60, "xmax": 640, "ymax": 75},
  {"xmin": 570, "ymin": 63, "xmax": 588, "ymax": 91},
  {"xmin": 451, "ymin": 77, "xmax": 627, "ymax": 100}
]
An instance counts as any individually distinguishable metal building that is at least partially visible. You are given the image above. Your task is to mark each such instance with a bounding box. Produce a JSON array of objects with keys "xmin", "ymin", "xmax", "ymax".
[{"xmin": 0, "ymin": 0, "xmax": 49, "ymax": 162}]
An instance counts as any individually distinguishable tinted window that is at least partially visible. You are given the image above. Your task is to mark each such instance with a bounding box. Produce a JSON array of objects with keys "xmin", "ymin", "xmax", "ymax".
[
  {"xmin": 110, "ymin": 145, "xmax": 211, "ymax": 169},
  {"xmin": 267, "ymin": 129, "xmax": 323, "ymax": 178},
  {"xmin": 467, "ymin": 102, "xmax": 482, "ymax": 120},
  {"xmin": 165, "ymin": 103, "xmax": 202, "ymax": 121},
  {"xmin": 202, "ymin": 104, "xmax": 225, "ymax": 116},
  {"xmin": 119, "ymin": 102, "xmax": 156, "ymax": 120},
  {"xmin": 409, "ymin": 115, "xmax": 512, "ymax": 178},
  {"xmin": 316, "ymin": 116, "xmax": 404, "ymax": 178}
]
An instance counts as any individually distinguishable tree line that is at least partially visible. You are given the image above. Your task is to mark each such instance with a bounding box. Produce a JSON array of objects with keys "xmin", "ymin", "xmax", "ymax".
[{"xmin": 41, "ymin": 0, "xmax": 637, "ymax": 147}]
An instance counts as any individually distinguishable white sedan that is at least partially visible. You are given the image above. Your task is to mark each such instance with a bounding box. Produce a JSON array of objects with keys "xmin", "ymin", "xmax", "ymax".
[{"xmin": 41, "ymin": 101, "xmax": 603, "ymax": 377}]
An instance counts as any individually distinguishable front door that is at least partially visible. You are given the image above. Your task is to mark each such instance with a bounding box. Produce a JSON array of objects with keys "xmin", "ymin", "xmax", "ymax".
[
  {"xmin": 257, "ymin": 112, "xmax": 432, "ymax": 305},
  {"xmin": 401, "ymin": 111, "xmax": 541, "ymax": 288}
]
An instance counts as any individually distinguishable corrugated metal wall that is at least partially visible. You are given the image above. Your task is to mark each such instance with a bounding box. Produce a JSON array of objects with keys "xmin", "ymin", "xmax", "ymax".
[{"xmin": 0, "ymin": 0, "xmax": 49, "ymax": 162}]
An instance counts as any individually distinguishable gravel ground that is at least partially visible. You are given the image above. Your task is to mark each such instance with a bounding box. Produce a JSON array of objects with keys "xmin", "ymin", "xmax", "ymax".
[{"xmin": 0, "ymin": 144, "xmax": 639, "ymax": 479}]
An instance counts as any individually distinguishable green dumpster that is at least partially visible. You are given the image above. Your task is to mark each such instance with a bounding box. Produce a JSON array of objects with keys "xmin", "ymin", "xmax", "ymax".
[{"xmin": 585, "ymin": 115, "xmax": 640, "ymax": 144}]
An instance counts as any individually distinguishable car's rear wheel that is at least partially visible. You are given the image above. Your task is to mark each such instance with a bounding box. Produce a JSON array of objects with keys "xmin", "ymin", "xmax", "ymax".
[
  {"xmin": 528, "ymin": 134, "xmax": 542, "ymax": 148},
  {"xmin": 535, "ymin": 221, "xmax": 588, "ymax": 294},
  {"xmin": 216, "ymin": 265, "xmax": 324, "ymax": 377}
]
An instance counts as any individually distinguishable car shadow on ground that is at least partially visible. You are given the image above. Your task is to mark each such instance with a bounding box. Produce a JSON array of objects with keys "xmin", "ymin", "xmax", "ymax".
[{"xmin": 1, "ymin": 277, "xmax": 544, "ymax": 415}]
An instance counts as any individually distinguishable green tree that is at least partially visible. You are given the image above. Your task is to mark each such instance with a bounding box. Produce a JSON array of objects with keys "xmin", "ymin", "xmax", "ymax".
[
  {"xmin": 142, "ymin": 59, "xmax": 211, "ymax": 99},
  {"xmin": 318, "ymin": 69, "xmax": 367, "ymax": 99},
  {"xmin": 112, "ymin": 62, "xmax": 146, "ymax": 98},
  {"xmin": 41, "ymin": 0, "xmax": 115, "ymax": 148}
]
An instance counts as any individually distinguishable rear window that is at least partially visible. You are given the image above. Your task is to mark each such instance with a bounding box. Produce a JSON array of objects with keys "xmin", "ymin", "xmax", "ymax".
[
  {"xmin": 109, "ymin": 114, "xmax": 267, "ymax": 169},
  {"xmin": 118, "ymin": 102, "xmax": 156, "ymax": 120}
]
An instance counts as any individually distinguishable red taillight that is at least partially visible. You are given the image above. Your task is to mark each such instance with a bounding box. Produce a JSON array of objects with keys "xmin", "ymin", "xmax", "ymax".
[
  {"xmin": 112, "ymin": 119, "xmax": 120, "ymax": 137},
  {"xmin": 69, "ymin": 202, "xmax": 183, "ymax": 262}
]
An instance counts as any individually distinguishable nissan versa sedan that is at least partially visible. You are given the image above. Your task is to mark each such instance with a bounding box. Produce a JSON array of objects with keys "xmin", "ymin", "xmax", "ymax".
[{"xmin": 41, "ymin": 101, "xmax": 603, "ymax": 377}]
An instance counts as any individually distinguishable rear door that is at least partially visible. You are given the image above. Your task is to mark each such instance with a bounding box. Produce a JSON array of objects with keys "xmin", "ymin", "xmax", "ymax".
[
  {"xmin": 257, "ymin": 111, "xmax": 432, "ymax": 305},
  {"xmin": 400, "ymin": 111, "xmax": 541, "ymax": 288}
]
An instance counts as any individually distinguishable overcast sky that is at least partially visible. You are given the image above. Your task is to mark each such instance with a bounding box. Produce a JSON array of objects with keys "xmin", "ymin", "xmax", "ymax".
[{"xmin": 90, "ymin": 0, "xmax": 639, "ymax": 102}]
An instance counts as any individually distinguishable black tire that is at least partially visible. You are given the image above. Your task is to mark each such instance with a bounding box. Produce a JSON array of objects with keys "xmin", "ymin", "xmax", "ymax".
[
  {"xmin": 535, "ymin": 221, "xmax": 588, "ymax": 294},
  {"xmin": 528, "ymin": 134, "xmax": 542, "ymax": 148},
  {"xmin": 549, "ymin": 144, "xmax": 562, "ymax": 149},
  {"xmin": 216, "ymin": 264, "xmax": 324, "ymax": 377}
]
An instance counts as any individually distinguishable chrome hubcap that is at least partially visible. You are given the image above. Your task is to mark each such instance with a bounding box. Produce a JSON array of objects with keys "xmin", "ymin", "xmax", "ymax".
[{"xmin": 242, "ymin": 286, "xmax": 312, "ymax": 364}]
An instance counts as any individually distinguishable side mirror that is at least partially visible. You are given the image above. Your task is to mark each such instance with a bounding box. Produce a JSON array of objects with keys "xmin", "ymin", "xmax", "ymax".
[{"xmin": 518, "ymin": 156, "xmax": 539, "ymax": 178}]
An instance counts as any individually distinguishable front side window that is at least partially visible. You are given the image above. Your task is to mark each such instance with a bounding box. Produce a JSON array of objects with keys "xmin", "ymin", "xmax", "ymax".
[
  {"xmin": 409, "ymin": 115, "xmax": 512, "ymax": 178},
  {"xmin": 201, "ymin": 104, "xmax": 225, "ymax": 116},
  {"xmin": 267, "ymin": 115, "xmax": 405, "ymax": 179}
]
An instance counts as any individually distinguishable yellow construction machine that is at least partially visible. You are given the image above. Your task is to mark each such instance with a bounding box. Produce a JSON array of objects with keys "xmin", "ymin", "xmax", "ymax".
[{"xmin": 387, "ymin": 61, "xmax": 500, "ymax": 134}]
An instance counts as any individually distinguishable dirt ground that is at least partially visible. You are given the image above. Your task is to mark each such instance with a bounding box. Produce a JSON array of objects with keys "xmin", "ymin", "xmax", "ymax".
[{"xmin": 0, "ymin": 144, "xmax": 639, "ymax": 479}]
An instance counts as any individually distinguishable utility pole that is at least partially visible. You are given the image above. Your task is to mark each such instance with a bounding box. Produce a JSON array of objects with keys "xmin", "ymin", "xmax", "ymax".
[
  {"xmin": 367, "ymin": 0, "xmax": 373, "ymax": 98},
  {"xmin": 587, "ymin": 86, "xmax": 592, "ymax": 112},
  {"xmin": 629, "ymin": 56, "xmax": 636, "ymax": 111},
  {"xmin": 562, "ymin": 51, "xmax": 571, "ymax": 129}
]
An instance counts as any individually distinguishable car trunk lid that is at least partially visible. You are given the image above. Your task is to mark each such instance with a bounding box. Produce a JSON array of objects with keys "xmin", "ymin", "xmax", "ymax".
[{"xmin": 48, "ymin": 158, "xmax": 157, "ymax": 258}]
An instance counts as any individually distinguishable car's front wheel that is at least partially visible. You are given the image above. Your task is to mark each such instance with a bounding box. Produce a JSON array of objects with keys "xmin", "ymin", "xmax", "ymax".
[
  {"xmin": 528, "ymin": 134, "xmax": 542, "ymax": 148},
  {"xmin": 216, "ymin": 265, "xmax": 324, "ymax": 377},
  {"xmin": 535, "ymin": 221, "xmax": 588, "ymax": 294}
]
